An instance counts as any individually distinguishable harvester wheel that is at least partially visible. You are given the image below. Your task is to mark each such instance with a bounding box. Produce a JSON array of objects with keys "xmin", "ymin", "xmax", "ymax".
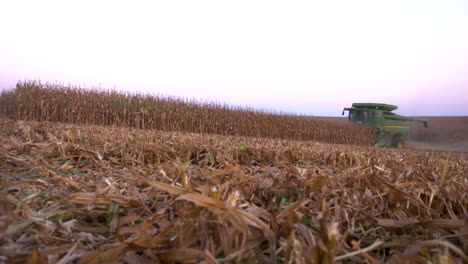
[{"xmin": 391, "ymin": 134, "xmax": 405, "ymax": 149}]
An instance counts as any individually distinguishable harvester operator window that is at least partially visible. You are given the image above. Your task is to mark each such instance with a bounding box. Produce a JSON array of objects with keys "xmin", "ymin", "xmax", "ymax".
[{"xmin": 349, "ymin": 110, "xmax": 369, "ymax": 124}]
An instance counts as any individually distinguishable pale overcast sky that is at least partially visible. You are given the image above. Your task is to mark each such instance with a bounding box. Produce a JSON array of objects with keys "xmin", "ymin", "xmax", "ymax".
[{"xmin": 1, "ymin": 0, "xmax": 467, "ymax": 116}]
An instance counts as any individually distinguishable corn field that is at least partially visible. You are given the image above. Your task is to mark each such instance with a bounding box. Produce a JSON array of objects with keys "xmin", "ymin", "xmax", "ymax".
[
  {"xmin": 0, "ymin": 80, "xmax": 373, "ymax": 146},
  {"xmin": 0, "ymin": 118, "xmax": 466, "ymax": 263}
]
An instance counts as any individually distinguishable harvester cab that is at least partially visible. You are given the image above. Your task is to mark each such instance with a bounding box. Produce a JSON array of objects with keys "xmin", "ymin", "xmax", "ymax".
[{"xmin": 342, "ymin": 103, "xmax": 428, "ymax": 148}]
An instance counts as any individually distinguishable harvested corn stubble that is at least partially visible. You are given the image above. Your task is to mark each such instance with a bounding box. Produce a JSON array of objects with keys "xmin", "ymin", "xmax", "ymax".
[{"xmin": 0, "ymin": 118, "xmax": 466, "ymax": 263}]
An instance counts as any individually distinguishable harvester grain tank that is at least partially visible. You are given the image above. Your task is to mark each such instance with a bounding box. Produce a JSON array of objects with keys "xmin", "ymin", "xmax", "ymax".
[{"xmin": 342, "ymin": 103, "xmax": 428, "ymax": 148}]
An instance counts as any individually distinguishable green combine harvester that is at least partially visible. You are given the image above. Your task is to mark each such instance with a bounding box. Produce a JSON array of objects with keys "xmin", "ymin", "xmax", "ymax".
[{"xmin": 342, "ymin": 103, "xmax": 428, "ymax": 148}]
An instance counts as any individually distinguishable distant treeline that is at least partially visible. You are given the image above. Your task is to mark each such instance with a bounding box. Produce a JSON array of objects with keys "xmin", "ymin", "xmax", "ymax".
[{"xmin": 0, "ymin": 80, "xmax": 373, "ymax": 145}]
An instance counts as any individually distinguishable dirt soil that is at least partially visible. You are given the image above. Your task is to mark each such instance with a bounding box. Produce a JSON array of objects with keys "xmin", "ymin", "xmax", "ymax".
[{"xmin": 310, "ymin": 116, "xmax": 468, "ymax": 153}]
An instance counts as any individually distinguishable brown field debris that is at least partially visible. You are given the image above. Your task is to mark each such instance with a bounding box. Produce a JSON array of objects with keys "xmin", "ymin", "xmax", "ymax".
[{"xmin": 0, "ymin": 118, "xmax": 467, "ymax": 263}]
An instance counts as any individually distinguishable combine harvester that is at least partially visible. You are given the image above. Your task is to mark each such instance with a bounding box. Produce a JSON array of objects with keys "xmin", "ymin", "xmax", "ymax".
[{"xmin": 343, "ymin": 103, "xmax": 428, "ymax": 148}]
